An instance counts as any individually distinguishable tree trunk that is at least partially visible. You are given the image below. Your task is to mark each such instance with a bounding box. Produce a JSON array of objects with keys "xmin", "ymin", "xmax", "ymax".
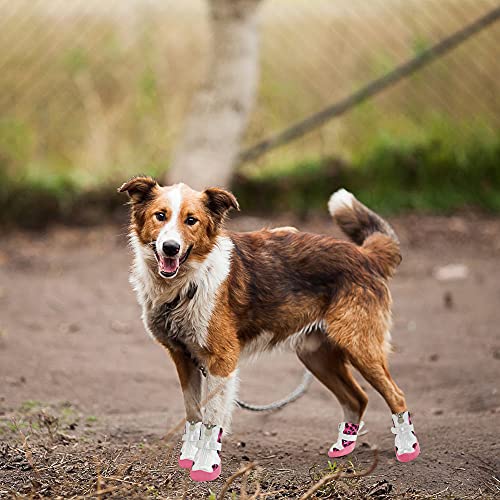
[{"xmin": 166, "ymin": 0, "xmax": 262, "ymax": 190}]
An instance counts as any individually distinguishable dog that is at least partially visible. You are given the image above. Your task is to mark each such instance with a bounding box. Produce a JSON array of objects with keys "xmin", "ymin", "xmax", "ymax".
[{"xmin": 119, "ymin": 176, "xmax": 420, "ymax": 482}]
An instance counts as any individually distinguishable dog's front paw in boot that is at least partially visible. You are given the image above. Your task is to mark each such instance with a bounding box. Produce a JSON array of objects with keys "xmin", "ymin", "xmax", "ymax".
[
  {"xmin": 179, "ymin": 421, "xmax": 202, "ymax": 469},
  {"xmin": 392, "ymin": 411, "xmax": 420, "ymax": 462},
  {"xmin": 328, "ymin": 421, "xmax": 364, "ymax": 458},
  {"xmin": 190, "ymin": 424, "xmax": 223, "ymax": 482}
]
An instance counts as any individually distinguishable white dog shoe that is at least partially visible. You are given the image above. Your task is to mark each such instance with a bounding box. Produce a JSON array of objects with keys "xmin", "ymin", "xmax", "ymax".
[
  {"xmin": 391, "ymin": 411, "xmax": 420, "ymax": 462},
  {"xmin": 178, "ymin": 421, "xmax": 202, "ymax": 469},
  {"xmin": 190, "ymin": 424, "xmax": 223, "ymax": 482}
]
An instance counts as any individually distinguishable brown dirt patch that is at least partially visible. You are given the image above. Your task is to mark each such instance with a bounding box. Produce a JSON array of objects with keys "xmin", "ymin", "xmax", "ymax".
[{"xmin": 0, "ymin": 214, "xmax": 499, "ymax": 498}]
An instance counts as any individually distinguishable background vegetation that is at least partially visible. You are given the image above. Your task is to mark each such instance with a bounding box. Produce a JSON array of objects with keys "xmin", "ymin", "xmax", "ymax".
[{"xmin": 1, "ymin": 0, "xmax": 499, "ymax": 226}]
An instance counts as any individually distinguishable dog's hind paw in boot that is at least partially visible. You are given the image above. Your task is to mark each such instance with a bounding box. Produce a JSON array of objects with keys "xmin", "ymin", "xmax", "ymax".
[
  {"xmin": 328, "ymin": 421, "xmax": 364, "ymax": 458},
  {"xmin": 392, "ymin": 411, "xmax": 420, "ymax": 463}
]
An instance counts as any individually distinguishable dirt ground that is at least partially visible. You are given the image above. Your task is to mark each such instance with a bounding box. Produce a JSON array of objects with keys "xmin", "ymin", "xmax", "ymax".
[{"xmin": 0, "ymin": 213, "xmax": 499, "ymax": 499}]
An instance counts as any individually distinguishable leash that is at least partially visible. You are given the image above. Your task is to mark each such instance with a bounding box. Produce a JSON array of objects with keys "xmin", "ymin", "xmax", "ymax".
[{"xmin": 235, "ymin": 369, "xmax": 313, "ymax": 412}]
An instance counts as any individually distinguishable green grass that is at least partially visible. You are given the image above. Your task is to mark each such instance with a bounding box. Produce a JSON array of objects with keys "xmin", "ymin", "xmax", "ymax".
[
  {"xmin": 350, "ymin": 118, "xmax": 500, "ymax": 212},
  {"xmin": 235, "ymin": 117, "xmax": 500, "ymax": 215},
  {"xmin": 2, "ymin": 119, "xmax": 499, "ymax": 228},
  {"xmin": 0, "ymin": 401, "xmax": 100, "ymax": 443}
]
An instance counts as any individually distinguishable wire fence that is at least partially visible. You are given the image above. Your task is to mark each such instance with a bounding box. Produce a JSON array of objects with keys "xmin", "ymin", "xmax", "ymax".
[
  {"xmin": 240, "ymin": 5, "xmax": 500, "ymax": 164},
  {"xmin": 0, "ymin": 0, "xmax": 499, "ymax": 184}
]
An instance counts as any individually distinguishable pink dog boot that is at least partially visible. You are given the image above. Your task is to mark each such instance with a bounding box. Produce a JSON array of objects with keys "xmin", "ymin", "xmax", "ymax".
[
  {"xmin": 328, "ymin": 421, "xmax": 364, "ymax": 458},
  {"xmin": 391, "ymin": 411, "xmax": 420, "ymax": 463},
  {"xmin": 179, "ymin": 421, "xmax": 202, "ymax": 469},
  {"xmin": 190, "ymin": 424, "xmax": 223, "ymax": 482}
]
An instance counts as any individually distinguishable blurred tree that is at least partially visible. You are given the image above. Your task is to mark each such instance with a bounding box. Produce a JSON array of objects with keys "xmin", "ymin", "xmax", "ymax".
[{"xmin": 166, "ymin": 0, "xmax": 263, "ymax": 189}]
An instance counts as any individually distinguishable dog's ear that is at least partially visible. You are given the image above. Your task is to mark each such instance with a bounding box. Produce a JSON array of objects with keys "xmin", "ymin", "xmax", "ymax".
[
  {"xmin": 118, "ymin": 176, "xmax": 158, "ymax": 204},
  {"xmin": 203, "ymin": 187, "xmax": 239, "ymax": 227}
]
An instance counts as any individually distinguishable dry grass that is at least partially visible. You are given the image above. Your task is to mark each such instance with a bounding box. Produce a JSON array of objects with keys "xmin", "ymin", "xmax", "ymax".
[
  {"xmin": 0, "ymin": 0, "xmax": 499, "ymax": 188},
  {"xmin": 1, "ymin": 401, "xmax": 383, "ymax": 499},
  {"xmin": 2, "ymin": 401, "xmax": 498, "ymax": 499}
]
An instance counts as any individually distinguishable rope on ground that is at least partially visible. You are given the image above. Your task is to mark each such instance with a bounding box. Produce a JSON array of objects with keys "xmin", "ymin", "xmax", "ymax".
[
  {"xmin": 236, "ymin": 370, "xmax": 313, "ymax": 412},
  {"xmin": 237, "ymin": 5, "xmax": 500, "ymax": 165}
]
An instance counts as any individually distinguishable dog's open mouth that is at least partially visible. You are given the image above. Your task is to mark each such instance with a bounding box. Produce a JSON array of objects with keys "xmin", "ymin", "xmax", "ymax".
[{"xmin": 152, "ymin": 244, "xmax": 193, "ymax": 278}]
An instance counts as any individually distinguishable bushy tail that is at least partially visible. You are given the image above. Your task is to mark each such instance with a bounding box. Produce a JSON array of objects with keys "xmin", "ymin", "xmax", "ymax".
[{"xmin": 328, "ymin": 189, "xmax": 401, "ymax": 278}]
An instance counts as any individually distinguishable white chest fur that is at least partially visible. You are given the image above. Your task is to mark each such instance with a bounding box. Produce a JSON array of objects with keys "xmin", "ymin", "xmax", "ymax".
[{"xmin": 129, "ymin": 235, "xmax": 234, "ymax": 349}]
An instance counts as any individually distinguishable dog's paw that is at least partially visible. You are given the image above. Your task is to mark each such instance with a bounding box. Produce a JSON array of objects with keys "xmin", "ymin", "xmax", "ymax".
[
  {"xmin": 190, "ymin": 424, "xmax": 223, "ymax": 482},
  {"xmin": 190, "ymin": 464, "xmax": 222, "ymax": 482},
  {"xmin": 391, "ymin": 411, "xmax": 420, "ymax": 463},
  {"xmin": 328, "ymin": 421, "xmax": 363, "ymax": 459},
  {"xmin": 179, "ymin": 421, "xmax": 202, "ymax": 469}
]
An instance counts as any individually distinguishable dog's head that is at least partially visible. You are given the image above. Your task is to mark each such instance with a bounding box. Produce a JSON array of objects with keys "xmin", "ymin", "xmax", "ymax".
[{"xmin": 118, "ymin": 176, "xmax": 238, "ymax": 279}]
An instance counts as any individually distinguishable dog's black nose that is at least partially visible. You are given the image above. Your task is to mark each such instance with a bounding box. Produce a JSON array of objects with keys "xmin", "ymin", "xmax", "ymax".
[{"xmin": 162, "ymin": 240, "xmax": 181, "ymax": 257}]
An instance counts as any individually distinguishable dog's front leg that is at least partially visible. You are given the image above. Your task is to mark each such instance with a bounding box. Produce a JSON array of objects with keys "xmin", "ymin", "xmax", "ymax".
[
  {"xmin": 203, "ymin": 369, "xmax": 239, "ymax": 432},
  {"xmin": 188, "ymin": 369, "xmax": 239, "ymax": 482},
  {"xmin": 168, "ymin": 347, "xmax": 203, "ymax": 422},
  {"xmin": 167, "ymin": 347, "xmax": 204, "ymax": 470},
  {"xmin": 189, "ymin": 353, "xmax": 239, "ymax": 482}
]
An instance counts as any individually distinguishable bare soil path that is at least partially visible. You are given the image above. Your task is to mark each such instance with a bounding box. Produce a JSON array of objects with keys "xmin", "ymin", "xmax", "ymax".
[{"xmin": 0, "ymin": 214, "xmax": 499, "ymax": 498}]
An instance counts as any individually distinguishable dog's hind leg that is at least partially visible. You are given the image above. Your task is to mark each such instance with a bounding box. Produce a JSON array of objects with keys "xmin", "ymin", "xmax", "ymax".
[
  {"xmin": 297, "ymin": 335, "xmax": 368, "ymax": 459},
  {"xmin": 345, "ymin": 347, "xmax": 421, "ymax": 463},
  {"xmin": 348, "ymin": 351, "xmax": 406, "ymax": 414},
  {"xmin": 324, "ymin": 297, "xmax": 421, "ymax": 463}
]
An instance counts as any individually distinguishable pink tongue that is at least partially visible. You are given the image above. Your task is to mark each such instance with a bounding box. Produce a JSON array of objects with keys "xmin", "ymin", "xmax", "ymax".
[{"xmin": 160, "ymin": 256, "xmax": 180, "ymax": 273}]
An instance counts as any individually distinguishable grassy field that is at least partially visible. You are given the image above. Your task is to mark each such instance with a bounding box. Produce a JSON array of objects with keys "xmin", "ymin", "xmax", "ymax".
[{"xmin": 0, "ymin": 0, "xmax": 499, "ymax": 222}]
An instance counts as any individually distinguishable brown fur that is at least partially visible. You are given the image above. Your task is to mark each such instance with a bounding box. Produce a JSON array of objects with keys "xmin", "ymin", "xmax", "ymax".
[
  {"xmin": 332, "ymin": 199, "xmax": 402, "ymax": 279},
  {"xmin": 166, "ymin": 348, "xmax": 203, "ymax": 422},
  {"xmin": 121, "ymin": 177, "xmax": 409, "ymax": 423},
  {"xmin": 119, "ymin": 177, "xmax": 231, "ymax": 266},
  {"xmin": 297, "ymin": 335, "xmax": 369, "ymax": 418},
  {"xmin": 205, "ymin": 300, "xmax": 240, "ymax": 378}
]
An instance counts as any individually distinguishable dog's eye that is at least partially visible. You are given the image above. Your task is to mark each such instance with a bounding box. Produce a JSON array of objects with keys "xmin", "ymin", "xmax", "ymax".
[
  {"xmin": 185, "ymin": 216, "xmax": 198, "ymax": 226},
  {"xmin": 155, "ymin": 212, "xmax": 166, "ymax": 222}
]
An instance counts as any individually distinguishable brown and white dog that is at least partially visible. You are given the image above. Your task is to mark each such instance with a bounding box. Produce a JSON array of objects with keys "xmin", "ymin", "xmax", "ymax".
[{"xmin": 119, "ymin": 176, "xmax": 420, "ymax": 482}]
